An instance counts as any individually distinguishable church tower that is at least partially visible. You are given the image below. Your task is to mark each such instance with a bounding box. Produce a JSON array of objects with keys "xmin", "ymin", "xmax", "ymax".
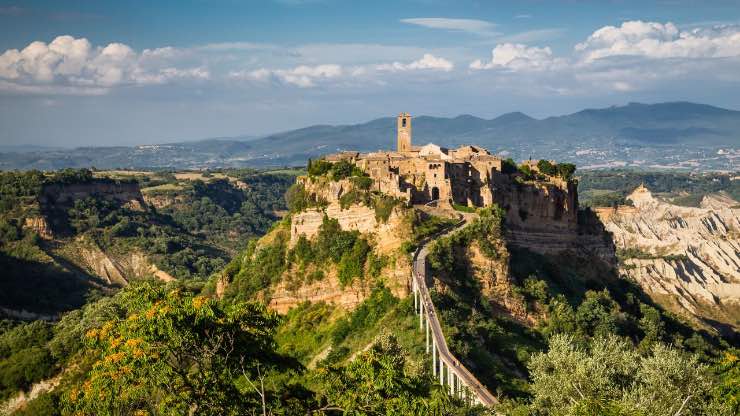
[{"xmin": 397, "ymin": 112, "xmax": 412, "ymax": 153}]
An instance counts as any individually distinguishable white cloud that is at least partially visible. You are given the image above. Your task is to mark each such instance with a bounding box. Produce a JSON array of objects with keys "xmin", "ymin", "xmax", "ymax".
[
  {"xmin": 0, "ymin": 35, "xmax": 210, "ymax": 94},
  {"xmin": 575, "ymin": 20, "xmax": 740, "ymax": 62},
  {"xmin": 401, "ymin": 18, "xmax": 498, "ymax": 35},
  {"xmin": 231, "ymin": 64, "xmax": 343, "ymax": 88},
  {"xmin": 467, "ymin": 20, "xmax": 740, "ymax": 94},
  {"xmin": 376, "ymin": 54, "xmax": 454, "ymax": 72},
  {"xmin": 470, "ymin": 43, "xmax": 559, "ymax": 71}
]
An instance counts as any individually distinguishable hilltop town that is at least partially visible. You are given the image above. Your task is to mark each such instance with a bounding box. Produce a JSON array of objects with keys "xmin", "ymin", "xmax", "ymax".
[{"xmin": 326, "ymin": 113, "xmax": 576, "ymax": 210}]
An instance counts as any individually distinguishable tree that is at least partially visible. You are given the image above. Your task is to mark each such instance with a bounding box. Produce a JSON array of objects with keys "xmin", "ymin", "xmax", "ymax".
[
  {"xmin": 62, "ymin": 282, "xmax": 284, "ymax": 416},
  {"xmin": 536, "ymin": 160, "xmax": 558, "ymax": 177},
  {"xmin": 526, "ymin": 334, "xmax": 728, "ymax": 416},
  {"xmin": 556, "ymin": 163, "xmax": 576, "ymax": 181},
  {"xmin": 314, "ymin": 334, "xmax": 473, "ymax": 415}
]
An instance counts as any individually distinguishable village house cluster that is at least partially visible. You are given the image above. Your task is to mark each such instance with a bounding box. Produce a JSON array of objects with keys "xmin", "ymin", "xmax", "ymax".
[{"xmin": 326, "ymin": 113, "xmax": 513, "ymax": 207}]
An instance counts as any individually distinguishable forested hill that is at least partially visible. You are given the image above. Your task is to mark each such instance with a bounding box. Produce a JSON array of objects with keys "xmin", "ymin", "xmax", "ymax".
[{"xmin": 0, "ymin": 168, "xmax": 299, "ymax": 317}]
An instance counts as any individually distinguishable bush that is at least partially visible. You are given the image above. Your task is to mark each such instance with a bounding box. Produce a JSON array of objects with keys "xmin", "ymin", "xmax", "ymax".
[
  {"xmin": 351, "ymin": 176, "xmax": 373, "ymax": 190},
  {"xmin": 536, "ymin": 160, "xmax": 558, "ymax": 176},
  {"xmin": 518, "ymin": 164, "xmax": 536, "ymax": 181},
  {"xmin": 556, "ymin": 163, "xmax": 576, "ymax": 180},
  {"xmin": 0, "ymin": 346, "xmax": 54, "ymax": 393},
  {"xmin": 307, "ymin": 159, "xmax": 333, "ymax": 176},
  {"xmin": 337, "ymin": 238, "xmax": 371, "ymax": 287},
  {"xmin": 330, "ymin": 160, "xmax": 364, "ymax": 180},
  {"xmin": 452, "ymin": 203, "xmax": 476, "ymax": 213},
  {"xmin": 502, "ymin": 158, "xmax": 519, "ymax": 174},
  {"xmin": 330, "ymin": 285, "xmax": 395, "ymax": 345},
  {"xmin": 371, "ymin": 195, "xmax": 399, "ymax": 222}
]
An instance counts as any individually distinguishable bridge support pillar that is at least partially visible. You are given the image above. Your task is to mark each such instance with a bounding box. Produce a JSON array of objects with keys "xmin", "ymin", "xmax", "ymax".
[
  {"xmin": 432, "ymin": 340, "xmax": 436, "ymax": 376},
  {"xmin": 448, "ymin": 369, "xmax": 453, "ymax": 394},
  {"xmin": 413, "ymin": 281, "xmax": 417, "ymax": 310},
  {"xmin": 439, "ymin": 361, "xmax": 444, "ymax": 385},
  {"xmin": 425, "ymin": 313, "xmax": 429, "ymax": 353}
]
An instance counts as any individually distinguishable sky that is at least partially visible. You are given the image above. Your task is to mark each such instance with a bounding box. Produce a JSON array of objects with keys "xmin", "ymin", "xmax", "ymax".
[{"xmin": 1, "ymin": 0, "xmax": 740, "ymax": 147}]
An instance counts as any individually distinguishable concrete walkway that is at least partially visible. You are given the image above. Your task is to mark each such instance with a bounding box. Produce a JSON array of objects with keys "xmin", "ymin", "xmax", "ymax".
[{"xmin": 411, "ymin": 218, "xmax": 498, "ymax": 406}]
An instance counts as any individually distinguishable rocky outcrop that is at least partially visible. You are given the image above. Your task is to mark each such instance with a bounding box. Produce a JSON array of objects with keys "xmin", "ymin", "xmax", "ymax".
[
  {"xmin": 23, "ymin": 216, "xmax": 53, "ymax": 240},
  {"xmin": 596, "ymin": 186, "xmax": 740, "ymax": 330},
  {"xmin": 297, "ymin": 176, "xmax": 352, "ymax": 204},
  {"xmin": 70, "ymin": 238, "xmax": 175, "ymax": 286},
  {"xmin": 268, "ymin": 255, "xmax": 411, "ymax": 314},
  {"xmin": 493, "ymin": 176, "xmax": 578, "ymax": 232},
  {"xmin": 39, "ymin": 180, "xmax": 147, "ymax": 212},
  {"xmin": 142, "ymin": 193, "xmax": 186, "ymax": 209},
  {"xmin": 491, "ymin": 176, "xmax": 615, "ymax": 262},
  {"xmin": 465, "ymin": 242, "xmax": 533, "ymax": 324},
  {"xmin": 290, "ymin": 203, "xmax": 410, "ymax": 255}
]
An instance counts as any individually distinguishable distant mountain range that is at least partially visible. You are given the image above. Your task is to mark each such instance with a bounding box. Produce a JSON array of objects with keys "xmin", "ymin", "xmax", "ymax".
[{"xmin": 2, "ymin": 102, "xmax": 739, "ymax": 171}]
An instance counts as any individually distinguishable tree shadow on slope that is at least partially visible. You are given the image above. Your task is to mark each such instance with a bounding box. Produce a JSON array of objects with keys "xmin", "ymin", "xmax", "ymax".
[{"xmin": 0, "ymin": 250, "xmax": 104, "ymax": 316}]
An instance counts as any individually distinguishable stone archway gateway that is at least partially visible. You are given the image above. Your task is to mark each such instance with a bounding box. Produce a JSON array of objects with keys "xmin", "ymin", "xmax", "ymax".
[{"xmin": 431, "ymin": 186, "xmax": 440, "ymax": 201}]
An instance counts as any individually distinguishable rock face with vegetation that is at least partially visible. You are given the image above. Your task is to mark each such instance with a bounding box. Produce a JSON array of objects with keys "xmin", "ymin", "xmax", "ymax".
[
  {"xmin": 220, "ymin": 170, "xmax": 415, "ymax": 313},
  {"xmin": 597, "ymin": 185, "xmax": 740, "ymax": 332}
]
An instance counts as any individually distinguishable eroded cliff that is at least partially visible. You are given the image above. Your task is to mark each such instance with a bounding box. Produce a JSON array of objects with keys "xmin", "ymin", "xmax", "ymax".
[{"xmin": 596, "ymin": 186, "xmax": 740, "ymax": 331}]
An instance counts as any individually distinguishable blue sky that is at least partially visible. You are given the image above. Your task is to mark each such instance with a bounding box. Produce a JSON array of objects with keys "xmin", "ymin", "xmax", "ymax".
[{"xmin": 2, "ymin": 0, "xmax": 740, "ymax": 147}]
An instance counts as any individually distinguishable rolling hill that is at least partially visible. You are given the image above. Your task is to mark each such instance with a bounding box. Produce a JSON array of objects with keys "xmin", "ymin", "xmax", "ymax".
[{"xmin": 1, "ymin": 102, "xmax": 738, "ymax": 170}]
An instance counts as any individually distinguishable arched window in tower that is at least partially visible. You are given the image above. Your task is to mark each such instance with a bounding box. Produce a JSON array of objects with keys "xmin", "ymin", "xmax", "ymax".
[{"xmin": 402, "ymin": 118, "xmax": 407, "ymax": 127}]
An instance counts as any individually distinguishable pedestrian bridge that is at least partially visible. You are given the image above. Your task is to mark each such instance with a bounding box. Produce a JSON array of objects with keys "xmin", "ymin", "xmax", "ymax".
[{"xmin": 411, "ymin": 221, "xmax": 498, "ymax": 406}]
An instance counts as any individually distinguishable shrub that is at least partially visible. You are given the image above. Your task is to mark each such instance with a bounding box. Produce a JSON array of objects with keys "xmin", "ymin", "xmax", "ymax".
[
  {"xmin": 556, "ymin": 163, "xmax": 576, "ymax": 181},
  {"xmin": 337, "ymin": 238, "xmax": 371, "ymax": 286},
  {"xmin": 307, "ymin": 159, "xmax": 333, "ymax": 176},
  {"xmin": 502, "ymin": 158, "xmax": 519, "ymax": 174},
  {"xmin": 452, "ymin": 203, "xmax": 476, "ymax": 213},
  {"xmin": 371, "ymin": 195, "xmax": 399, "ymax": 222},
  {"xmin": 315, "ymin": 216, "xmax": 359, "ymax": 263},
  {"xmin": 286, "ymin": 183, "xmax": 310, "ymax": 213},
  {"xmin": 330, "ymin": 285, "xmax": 395, "ymax": 345},
  {"xmin": 351, "ymin": 176, "xmax": 373, "ymax": 190},
  {"xmin": 518, "ymin": 164, "xmax": 536, "ymax": 181},
  {"xmin": 536, "ymin": 160, "xmax": 558, "ymax": 176},
  {"xmin": 339, "ymin": 189, "xmax": 369, "ymax": 209}
]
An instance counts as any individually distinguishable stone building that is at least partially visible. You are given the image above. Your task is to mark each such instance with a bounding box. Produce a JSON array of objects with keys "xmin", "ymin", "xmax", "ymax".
[{"xmin": 327, "ymin": 113, "xmax": 507, "ymax": 207}]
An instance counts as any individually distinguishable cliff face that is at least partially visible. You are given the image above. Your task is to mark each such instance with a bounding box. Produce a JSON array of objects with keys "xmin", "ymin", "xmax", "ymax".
[
  {"xmin": 257, "ymin": 176, "xmax": 414, "ymax": 313},
  {"xmin": 492, "ymin": 175, "xmax": 615, "ymax": 262},
  {"xmin": 268, "ymin": 254, "xmax": 411, "ymax": 314},
  {"xmin": 596, "ymin": 186, "xmax": 740, "ymax": 330},
  {"xmin": 290, "ymin": 204, "xmax": 409, "ymax": 255},
  {"xmin": 23, "ymin": 216, "xmax": 53, "ymax": 240},
  {"xmin": 40, "ymin": 181, "xmax": 146, "ymax": 211},
  {"xmin": 63, "ymin": 237, "xmax": 175, "ymax": 286},
  {"xmin": 24, "ymin": 180, "xmax": 177, "ymax": 287}
]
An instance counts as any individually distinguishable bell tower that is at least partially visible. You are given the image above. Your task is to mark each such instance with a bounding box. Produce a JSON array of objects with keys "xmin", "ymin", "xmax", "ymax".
[{"xmin": 397, "ymin": 112, "xmax": 412, "ymax": 153}]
